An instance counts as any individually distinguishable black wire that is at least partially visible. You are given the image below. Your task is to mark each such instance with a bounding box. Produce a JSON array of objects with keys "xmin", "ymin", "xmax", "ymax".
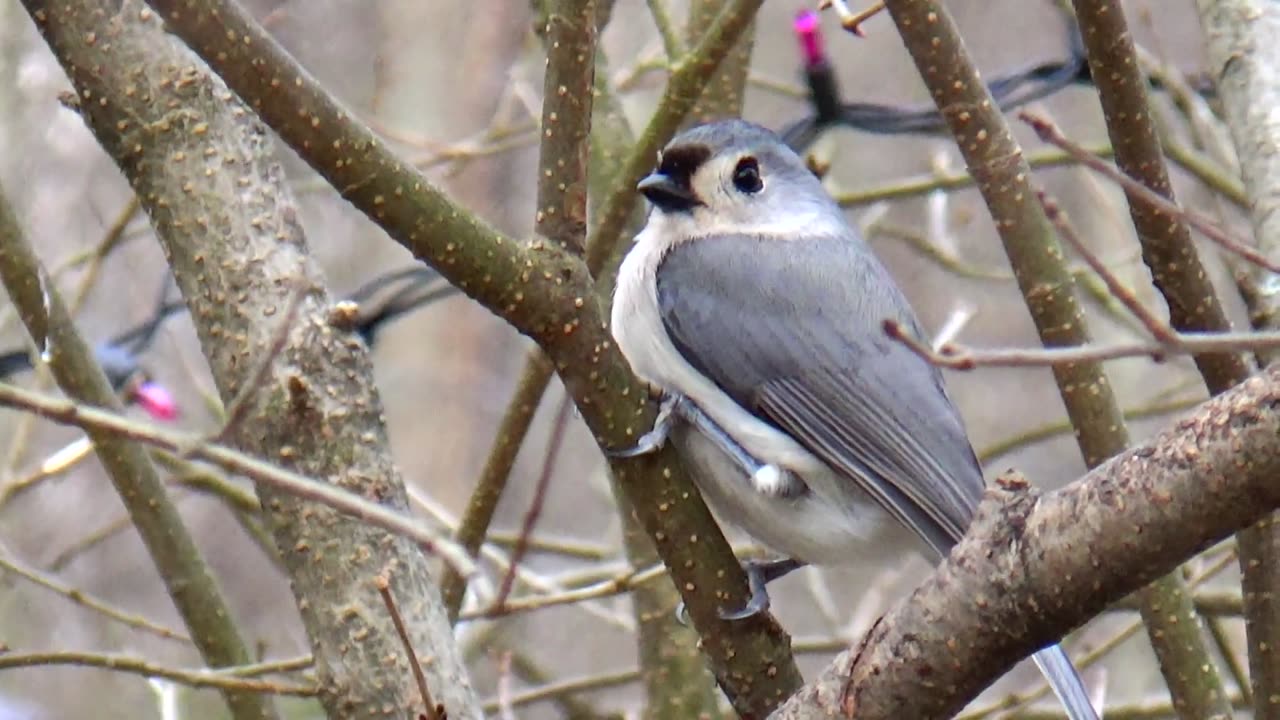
[
  {"xmin": 350, "ymin": 269, "xmax": 460, "ymax": 345},
  {"xmin": 344, "ymin": 266, "xmax": 440, "ymax": 305},
  {"xmin": 780, "ymin": 4, "xmax": 1095, "ymax": 151},
  {"xmin": 0, "ymin": 265, "xmax": 460, "ymax": 390}
]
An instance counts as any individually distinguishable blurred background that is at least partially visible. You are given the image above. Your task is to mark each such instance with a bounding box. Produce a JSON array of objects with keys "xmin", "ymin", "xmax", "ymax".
[{"xmin": 0, "ymin": 0, "xmax": 1247, "ymax": 717}]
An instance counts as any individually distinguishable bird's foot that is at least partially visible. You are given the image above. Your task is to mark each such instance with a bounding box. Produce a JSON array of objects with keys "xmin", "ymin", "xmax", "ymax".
[
  {"xmin": 720, "ymin": 558, "xmax": 806, "ymax": 620},
  {"xmin": 674, "ymin": 558, "xmax": 807, "ymax": 624},
  {"xmin": 606, "ymin": 393, "xmax": 680, "ymax": 458}
]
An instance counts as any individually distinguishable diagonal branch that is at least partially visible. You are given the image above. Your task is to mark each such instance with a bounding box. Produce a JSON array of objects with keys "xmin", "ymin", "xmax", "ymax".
[
  {"xmin": 1196, "ymin": 3, "xmax": 1280, "ymax": 713},
  {"xmin": 772, "ymin": 362, "xmax": 1280, "ymax": 719},
  {"xmin": 17, "ymin": 1, "xmax": 483, "ymax": 717},
  {"xmin": 876, "ymin": 2, "xmax": 1222, "ymax": 713},
  {"xmin": 0, "ymin": 183, "xmax": 278, "ymax": 720},
  {"xmin": 140, "ymin": 0, "xmax": 800, "ymax": 715},
  {"xmin": 1068, "ymin": 0, "xmax": 1251, "ymax": 713}
]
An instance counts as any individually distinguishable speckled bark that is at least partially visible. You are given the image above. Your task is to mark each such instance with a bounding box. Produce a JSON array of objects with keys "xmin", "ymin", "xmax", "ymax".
[
  {"xmin": 1071, "ymin": 0, "xmax": 1247, "ymax": 714},
  {"xmin": 535, "ymin": 0, "xmax": 595, "ymax": 256},
  {"xmin": 1197, "ymin": 2, "xmax": 1280, "ymax": 715},
  {"xmin": 140, "ymin": 0, "xmax": 800, "ymax": 716},
  {"xmin": 879, "ymin": 1, "xmax": 1231, "ymax": 715},
  {"xmin": 629, "ymin": 4, "xmax": 752, "ymax": 714},
  {"xmin": 685, "ymin": 0, "xmax": 753, "ymax": 124},
  {"xmin": 772, "ymin": 365, "xmax": 1280, "ymax": 719},
  {"xmin": 0, "ymin": 183, "xmax": 277, "ymax": 720},
  {"xmin": 17, "ymin": 2, "xmax": 480, "ymax": 718}
]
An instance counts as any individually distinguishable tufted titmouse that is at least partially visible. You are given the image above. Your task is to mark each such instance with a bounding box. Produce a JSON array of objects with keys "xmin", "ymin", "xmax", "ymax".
[{"xmin": 609, "ymin": 120, "xmax": 1098, "ymax": 720}]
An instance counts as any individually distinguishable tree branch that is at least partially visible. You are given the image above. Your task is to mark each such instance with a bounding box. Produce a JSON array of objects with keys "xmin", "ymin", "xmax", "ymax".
[
  {"xmin": 140, "ymin": 0, "xmax": 800, "ymax": 715},
  {"xmin": 17, "ymin": 1, "xmax": 482, "ymax": 717},
  {"xmin": 1068, "ymin": 0, "xmax": 1251, "ymax": 712},
  {"xmin": 0, "ymin": 180, "xmax": 277, "ymax": 720},
  {"xmin": 1197, "ymin": 3, "xmax": 1280, "ymax": 713},
  {"xmin": 877, "ymin": 2, "xmax": 1219, "ymax": 712},
  {"xmin": 0, "ymin": 651, "xmax": 317, "ymax": 697},
  {"xmin": 772, "ymin": 363, "xmax": 1280, "ymax": 718},
  {"xmin": 534, "ymin": 0, "xmax": 596, "ymax": 256}
]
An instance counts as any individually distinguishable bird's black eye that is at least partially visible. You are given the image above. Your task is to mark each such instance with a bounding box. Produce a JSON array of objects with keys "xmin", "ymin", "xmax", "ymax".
[{"xmin": 732, "ymin": 157, "xmax": 763, "ymax": 194}]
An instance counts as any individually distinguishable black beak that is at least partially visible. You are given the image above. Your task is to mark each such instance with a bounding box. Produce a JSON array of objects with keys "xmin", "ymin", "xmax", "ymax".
[{"xmin": 637, "ymin": 172, "xmax": 701, "ymax": 212}]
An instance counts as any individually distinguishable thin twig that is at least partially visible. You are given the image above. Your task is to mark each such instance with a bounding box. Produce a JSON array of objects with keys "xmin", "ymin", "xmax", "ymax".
[
  {"xmin": 491, "ymin": 394, "xmax": 573, "ymax": 610},
  {"xmin": 0, "ymin": 651, "xmax": 318, "ymax": 696},
  {"xmin": 0, "ymin": 552, "xmax": 191, "ymax": 643},
  {"xmin": 883, "ymin": 319, "xmax": 1280, "ymax": 369},
  {"xmin": 376, "ymin": 574, "xmax": 442, "ymax": 720},
  {"xmin": 0, "ymin": 381, "xmax": 476, "ymax": 577},
  {"xmin": 978, "ymin": 395, "xmax": 1202, "ymax": 463},
  {"xmin": 0, "ymin": 435, "xmax": 93, "ymax": 507},
  {"xmin": 834, "ymin": 146, "xmax": 1113, "ymax": 208},
  {"xmin": 822, "ymin": 0, "xmax": 886, "ymax": 36},
  {"xmin": 1023, "ymin": 112, "xmax": 1280, "ymax": 275},
  {"xmin": 1036, "ymin": 189, "xmax": 1178, "ymax": 342},
  {"xmin": 441, "ymin": 353, "xmax": 554, "ymax": 620},
  {"xmin": 482, "ymin": 667, "xmax": 640, "ymax": 713},
  {"xmin": 459, "ymin": 563, "xmax": 667, "ymax": 621},
  {"xmin": 495, "ymin": 652, "xmax": 517, "ymax": 720}
]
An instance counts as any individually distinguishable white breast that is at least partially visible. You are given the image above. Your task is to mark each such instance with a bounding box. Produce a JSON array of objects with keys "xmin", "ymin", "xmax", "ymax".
[{"xmin": 612, "ymin": 225, "xmax": 823, "ymax": 472}]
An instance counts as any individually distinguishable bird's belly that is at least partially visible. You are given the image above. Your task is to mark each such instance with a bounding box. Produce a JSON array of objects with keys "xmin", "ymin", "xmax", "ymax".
[{"xmin": 672, "ymin": 424, "xmax": 922, "ymax": 566}]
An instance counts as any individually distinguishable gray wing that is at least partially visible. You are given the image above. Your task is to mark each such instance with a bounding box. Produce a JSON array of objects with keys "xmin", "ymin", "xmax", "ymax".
[{"xmin": 656, "ymin": 233, "xmax": 983, "ymax": 556}]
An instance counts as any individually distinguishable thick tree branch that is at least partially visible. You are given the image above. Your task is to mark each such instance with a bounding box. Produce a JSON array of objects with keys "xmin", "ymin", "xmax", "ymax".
[
  {"xmin": 1197, "ymin": 3, "xmax": 1280, "ymax": 711},
  {"xmin": 878, "ymin": 1, "xmax": 1222, "ymax": 713},
  {"xmin": 598, "ymin": 3, "xmax": 749, "ymax": 714},
  {"xmin": 1069, "ymin": 0, "xmax": 1252, "ymax": 712},
  {"xmin": 0, "ymin": 183, "xmax": 278, "ymax": 720},
  {"xmin": 141, "ymin": 0, "xmax": 801, "ymax": 715},
  {"xmin": 17, "ymin": 1, "xmax": 482, "ymax": 717},
  {"xmin": 772, "ymin": 363, "xmax": 1280, "ymax": 719}
]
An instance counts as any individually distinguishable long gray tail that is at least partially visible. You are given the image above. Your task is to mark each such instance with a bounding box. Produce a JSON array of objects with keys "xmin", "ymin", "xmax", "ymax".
[{"xmin": 1032, "ymin": 644, "xmax": 1099, "ymax": 720}]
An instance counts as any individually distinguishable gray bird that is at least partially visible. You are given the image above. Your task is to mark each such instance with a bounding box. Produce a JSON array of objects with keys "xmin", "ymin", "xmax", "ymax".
[{"xmin": 610, "ymin": 120, "xmax": 1098, "ymax": 720}]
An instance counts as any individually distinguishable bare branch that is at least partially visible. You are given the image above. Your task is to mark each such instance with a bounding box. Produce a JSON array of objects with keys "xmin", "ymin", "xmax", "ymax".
[
  {"xmin": 0, "ymin": 552, "xmax": 190, "ymax": 644},
  {"xmin": 0, "ymin": 380, "xmax": 476, "ymax": 576},
  {"xmin": 1023, "ymin": 112, "xmax": 1280, "ymax": 275},
  {"xmin": 1037, "ymin": 190, "xmax": 1178, "ymax": 343},
  {"xmin": 535, "ymin": 0, "xmax": 596, "ymax": 256},
  {"xmin": 1195, "ymin": 2, "xmax": 1280, "ymax": 712},
  {"xmin": 0, "ymin": 651, "xmax": 317, "ymax": 696},
  {"xmin": 377, "ymin": 575, "xmax": 443, "ymax": 720},
  {"xmin": 772, "ymin": 363, "xmax": 1280, "ymax": 718},
  {"xmin": 0, "ymin": 180, "xmax": 278, "ymax": 720},
  {"xmin": 883, "ymin": 318, "xmax": 1280, "ymax": 369},
  {"xmin": 492, "ymin": 394, "xmax": 573, "ymax": 610},
  {"xmin": 440, "ymin": 353, "xmax": 554, "ymax": 620}
]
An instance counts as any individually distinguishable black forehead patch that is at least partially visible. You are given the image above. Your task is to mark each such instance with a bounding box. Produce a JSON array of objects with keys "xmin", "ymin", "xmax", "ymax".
[{"xmin": 656, "ymin": 144, "xmax": 712, "ymax": 181}]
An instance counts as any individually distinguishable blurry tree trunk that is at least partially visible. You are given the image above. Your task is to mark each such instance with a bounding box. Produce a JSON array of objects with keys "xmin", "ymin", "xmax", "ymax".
[{"xmin": 17, "ymin": 1, "xmax": 482, "ymax": 717}]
